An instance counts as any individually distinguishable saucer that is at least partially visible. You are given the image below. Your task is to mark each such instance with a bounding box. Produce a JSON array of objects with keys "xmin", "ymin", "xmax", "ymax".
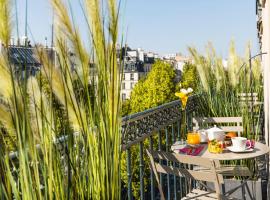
[
  {"xmin": 186, "ymin": 143, "xmax": 201, "ymax": 148},
  {"xmin": 171, "ymin": 142, "xmax": 186, "ymax": 151},
  {"xmin": 226, "ymin": 146, "xmax": 254, "ymax": 153},
  {"xmin": 171, "ymin": 144, "xmax": 184, "ymax": 151}
]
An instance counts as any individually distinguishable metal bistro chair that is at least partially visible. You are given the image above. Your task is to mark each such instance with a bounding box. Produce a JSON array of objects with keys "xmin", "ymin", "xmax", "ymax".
[
  {"xmin": 238, "ymin": 93, "xmax": 263, "ymax": 111},
  {"xmin": 146, "ymin": 149, "xmax": 239, "ymax": 200},
  {"xmin": 192, "ymin": 117, "xmax": 243, "ymax": 137}
]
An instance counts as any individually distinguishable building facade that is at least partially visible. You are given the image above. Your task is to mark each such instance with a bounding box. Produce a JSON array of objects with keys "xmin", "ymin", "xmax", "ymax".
[
  {"xmin": 0, "ymin": 43, "xmax": 57, "ymax": 80},
  {"xmin": 8, "ymin": 46, "xmax": 41, "ymax": 78},
  {"xmin": 120, "ymin": 47, "xmax": 155, "ymax": 100},
  {"xmin": 257, "ymin": 0, "xmax": 270, "ymax": 145},
  {"xmin": 121, "ymin": 60, "xmax": 145, "ymax": 100}
]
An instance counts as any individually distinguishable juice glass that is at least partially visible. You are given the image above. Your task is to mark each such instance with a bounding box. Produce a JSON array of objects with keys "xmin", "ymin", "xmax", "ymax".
[{"xmin": 187, "ymin": 132, "xmax": 201, "ymax": 145}]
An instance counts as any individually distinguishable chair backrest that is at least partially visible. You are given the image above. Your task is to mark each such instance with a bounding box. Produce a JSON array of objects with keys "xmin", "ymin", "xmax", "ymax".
[
  {"xmin": 238, "ymin": 93, "xmax": 263, "ymax": 110},
  {"xmin": 238, "ymin": 93, "xmax": 259, "ymax": 103},
  {"xmin": 146, "ymin": 149, "xmax": 224, "ymax": 200},
  {"xmin": 193, "ymin": 117, "xmax": 243, "ymax": 136}
]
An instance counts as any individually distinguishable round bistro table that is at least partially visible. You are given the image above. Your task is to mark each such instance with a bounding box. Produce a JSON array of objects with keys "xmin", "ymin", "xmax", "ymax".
[
  {"xmin": 199, "ymin": 142, "xmax": 270, "ymax": 161},
  {"xmin": 172, "ymin": 141, "xmax": 270, "ymax": 200},
  {"xmin": 171, "ymin": 141, "xmax": 270, "ymax": 160}
]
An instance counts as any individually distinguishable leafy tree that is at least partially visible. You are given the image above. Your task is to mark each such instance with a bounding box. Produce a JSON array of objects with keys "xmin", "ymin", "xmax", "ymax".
[
  {"xmin": 121, "ymin": 99, "xmax": 131, "ymax": 116},
  {"xmin": 130, "ymin": 60, "xmax": 176, "ymax": 113},
  {"xmin": 180, "ymin": 62, "xmax": 199, "ymax": 92}
]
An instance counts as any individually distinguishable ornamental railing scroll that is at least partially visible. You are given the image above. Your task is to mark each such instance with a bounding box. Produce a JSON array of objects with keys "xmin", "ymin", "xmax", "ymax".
[{"xmin": 121, "ymin": 95, "xmax": 199, "ymax": 150}]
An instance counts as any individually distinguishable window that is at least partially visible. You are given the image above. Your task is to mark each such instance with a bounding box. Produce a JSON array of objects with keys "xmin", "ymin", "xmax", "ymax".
[
  {"xmin": 122, "ymin": 93, "xmax": 126, "ymax": 100},
  {"xmin": 122, "ymin": 73, "xmax": 125, "ymax": 80},
  {"xmin": 122, "ymin": 83, "xmax": 125, "ymax": 90},
  {"xmin": 130, "ymin": 82, "xmax": 134, "ymax": 89},
  {"xmin": 131, "ymin": 63, "xmax": 135, "ymax": 71},
  {"xmin": 130, "ymin": 73, "xmax": 134, "ymax": 80}
]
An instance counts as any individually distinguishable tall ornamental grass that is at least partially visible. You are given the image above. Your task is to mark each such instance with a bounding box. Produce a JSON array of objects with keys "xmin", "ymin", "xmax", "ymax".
[
  {"xmin": 0, "ymin": 0, "xmax": 122, "ymax": 199},
  {"xmin": 189, "ymin": 42, "xmax": 263, "ymax": 140},
  {"xmin": 189, "ymin": 42, "xmax": 263, "ymax": 174}
]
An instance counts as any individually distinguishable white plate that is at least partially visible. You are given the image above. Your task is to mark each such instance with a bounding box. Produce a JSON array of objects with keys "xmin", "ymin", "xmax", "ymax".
[
  {"xmin": 171, "ymin": 141, "xmax": 186, "ymax": 149},
  {"xmin": 173, "ymin": 141, "xmax": 183, "ymax": 146},
  {"xmin": 186, "ymin": 143, "xmax": 201, "ymax": 148},
  {"xmin": 226, "ymin": 146, "xmax": 254, "ymax": 153},
  {"xmin": 171, "ymin": 144, "xmax": 185, "ymax": 151}
]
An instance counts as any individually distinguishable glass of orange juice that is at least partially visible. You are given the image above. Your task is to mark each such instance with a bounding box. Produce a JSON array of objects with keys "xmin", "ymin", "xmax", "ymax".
[{"xmin": 187, "ymin": 132, "xmax": 201, "ymax": 145}]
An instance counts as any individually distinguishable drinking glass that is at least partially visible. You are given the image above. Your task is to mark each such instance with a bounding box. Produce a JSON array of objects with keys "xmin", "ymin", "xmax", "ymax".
[{"xmin": 187, "ymin": 132, "xmax": 201, "ymax": 145}]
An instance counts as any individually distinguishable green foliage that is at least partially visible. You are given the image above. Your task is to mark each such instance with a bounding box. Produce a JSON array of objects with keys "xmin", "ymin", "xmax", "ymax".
[
  {"xmin": 36, "ymin": 73, "xmax": 73, "ymax": 137},
  {"xmin": 121, "ymin": 142, "xmax": 150, "ymax": 199},
  {"xmin": 130, "ymin": 60, "xmax": 176, "ymax": 113},
  {"xmin": 0, "ymin": 0, "xmax": 121, "ymax": 199},
  {"xmin": 121, "ymin": 99, "xmax": 131, "ymax": 116},
  {"xmin": 189, "ymin": 41, "xmax": 263, "ymax": 139},
  {"xmin": 180, "ymin": 62, "xmax": 199, "ymax": 92}
]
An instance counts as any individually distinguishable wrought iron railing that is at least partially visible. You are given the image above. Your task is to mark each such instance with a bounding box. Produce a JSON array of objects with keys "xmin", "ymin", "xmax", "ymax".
[{"xmin": 121, "ymin": 95, "xmax": 199, "ymax": 200}]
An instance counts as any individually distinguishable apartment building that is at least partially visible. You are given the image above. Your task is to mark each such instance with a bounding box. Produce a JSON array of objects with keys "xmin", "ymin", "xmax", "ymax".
[
  {"xmin": 121, "ymin": 60, "xmax": 144, "ymax": 100},
  {"xmin": 120, "ymin": 47, "xmax": 156, "ymax": 100},
  {"xmin": 256, "ymin": 0, "xmax": 270, "ymax": 145}
]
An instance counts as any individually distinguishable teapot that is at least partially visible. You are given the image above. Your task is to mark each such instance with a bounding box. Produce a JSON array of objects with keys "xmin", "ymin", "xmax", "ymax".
[{"xmin": 206, "ymin": 125, "xmax": 225, "ymax": 141}]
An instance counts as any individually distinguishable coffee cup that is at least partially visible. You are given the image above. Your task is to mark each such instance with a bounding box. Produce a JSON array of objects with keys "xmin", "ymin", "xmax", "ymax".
[{"xmin": 231, "ymin": 137, "xmax": 251, "ymax": 151}]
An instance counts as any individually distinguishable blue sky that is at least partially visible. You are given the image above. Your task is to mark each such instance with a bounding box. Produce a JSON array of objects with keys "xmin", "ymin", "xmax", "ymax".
[{"xmin": 16, "ymin": 0, "xmax": 259, "ymax": 57}]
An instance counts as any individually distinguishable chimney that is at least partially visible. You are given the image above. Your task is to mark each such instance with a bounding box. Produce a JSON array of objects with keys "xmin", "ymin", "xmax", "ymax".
[
  {"xmin": 10, "ymin": 38, "xmax": 14, "ymax": 46},
  {"xmin": 45, "ymin": 37, "xmax": 48, "ymax": 48},
  {"xmin": 21, "ymin": 36, "xmax": 28, "ymax": 46}
]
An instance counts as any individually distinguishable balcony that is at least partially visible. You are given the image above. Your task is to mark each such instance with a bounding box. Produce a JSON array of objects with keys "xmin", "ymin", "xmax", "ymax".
[{"xmin": 121, "ymin": 95, "xmax": 268, "ymax": 200}]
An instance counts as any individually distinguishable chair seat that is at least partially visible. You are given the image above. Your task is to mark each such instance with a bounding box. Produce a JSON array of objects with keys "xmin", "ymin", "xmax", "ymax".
[
  {"xmin": 194, "ymin": 165, "xmax": 251, "ymax": 177},
  {"xmin": 217, "ymin": 165, "xmax": 251, "ymax": 177},
  {"xmin": 181, "ymin": 189, "xmax": 218, "ymax": 200}
]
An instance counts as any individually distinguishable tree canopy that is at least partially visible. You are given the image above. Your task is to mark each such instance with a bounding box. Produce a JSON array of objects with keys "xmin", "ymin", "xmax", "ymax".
[
  {"xmin": 129, "ymin": 60, "xmax": 176, "ymax": 113},
  {"xmin": 180, "ymin": 62, "xmax": 199, "ymax": 92}
]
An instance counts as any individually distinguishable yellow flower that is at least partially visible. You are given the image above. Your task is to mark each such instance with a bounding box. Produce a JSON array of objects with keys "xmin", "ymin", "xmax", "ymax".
[
  {"xmin": 175, "ymin": 92, "xmax": 188, "ymax": 108},
  {"xmin": 175, "ymin": 87, "xmax": 193, "ymax": 109}
]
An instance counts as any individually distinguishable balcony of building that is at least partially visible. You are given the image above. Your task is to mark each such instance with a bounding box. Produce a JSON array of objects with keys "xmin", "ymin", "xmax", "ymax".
[{"xmin": 121, "ymin": 94, "xmax": 268, "ymax": 200}]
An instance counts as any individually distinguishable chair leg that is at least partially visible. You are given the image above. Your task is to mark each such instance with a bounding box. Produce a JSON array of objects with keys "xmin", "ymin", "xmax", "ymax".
[
  {"xmin": 222, "ymin": 184, "xmax": 226, "ymax": 195},
  {"xmin": 224, "ymin": 182, "xmax": 247, "ymax": 196},
  {"xmin": 241, "ymin": 180, "xmax": 246, "ymax": 200},
  {"xmin": 146, "ymin": 150, "xmax": 166, "ymax": 200},
  {"xmin": 223, "ymin": 180, "xmax": 254, "ymax": 200},
  {"xmin": 244, "ymin": 181, "xmax": 254, "ymax": 200}
]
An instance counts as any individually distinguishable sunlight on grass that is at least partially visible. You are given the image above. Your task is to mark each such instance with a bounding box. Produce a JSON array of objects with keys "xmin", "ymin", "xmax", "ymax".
[
  {"xmin": 0, "ymin": 0, "xmax": 122, "ymax": 199},
  {"xmin": 189, "ymin": 41, "xmax": 263, "ymax": 140}
]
